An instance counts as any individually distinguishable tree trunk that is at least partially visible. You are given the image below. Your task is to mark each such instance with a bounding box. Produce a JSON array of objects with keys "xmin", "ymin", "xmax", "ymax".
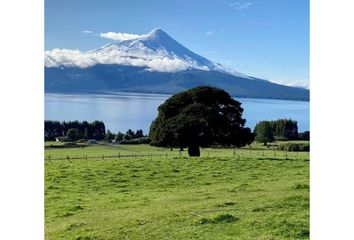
[
  {"xmin": 188, "ymin": 144, "xmax": 200, "ymax": 157},
  {"xmin": 180, "ymin": 146, "xmax": 184, "ymax": 151}
]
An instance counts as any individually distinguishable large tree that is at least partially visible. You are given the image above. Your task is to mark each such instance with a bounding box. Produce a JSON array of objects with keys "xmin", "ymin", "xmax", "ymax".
[{"xmin": 149, "ymin": 86, "xmax": 253, "ymax": 156}]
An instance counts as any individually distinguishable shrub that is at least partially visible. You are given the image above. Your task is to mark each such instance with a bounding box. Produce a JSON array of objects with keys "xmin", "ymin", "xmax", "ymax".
[
  {"xmin": 277, "ymin": 142, "xmax": 310, "ymax": 152},
  {"xmin": 274, "ymin": 136, "xmax": 289, "ymax": 141},
  {"xmin": 119, "ymin": 137, "xmax": 151, "ymax": 145},
  {"xmin": 298, "ymin": 131, "xmax": 310, "ymax": 141},
  {"xmin": 196, "ymin": 213, "xmax": 238, "ymax": 224},
  {"xmin": 64, "ymin": 142, "xmax": 78, "ymax": 146},
  {"xmin": 293, "ymin": 183, "xmax": 310, "ymax": 190}
]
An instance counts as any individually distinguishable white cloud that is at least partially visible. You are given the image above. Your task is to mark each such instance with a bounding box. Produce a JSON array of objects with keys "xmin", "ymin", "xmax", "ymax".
[
  {"xmin": 100, "ymin": 32, "xmax": 144, "ymax": 41},
  {"xmin": 44, "ymin": 49, "xmax": 95, "ymax": 68},
  {"xmin": 269, "ymin": 78, "xmax": 310, "ymax": 89},
  {"xmin": 206, "ymin": 31, "xmax": 214, "ymax": 36},
  {"xmin": 229, "ymin": 1, "xmax": 252, "ymax": 10},
  {"xmin": 82, "ymin": 30, "xmax": 93, "ymax": 34},
  {"xmin": 44, "ymin": 47, "xmax": 196, "ymax": 72}
]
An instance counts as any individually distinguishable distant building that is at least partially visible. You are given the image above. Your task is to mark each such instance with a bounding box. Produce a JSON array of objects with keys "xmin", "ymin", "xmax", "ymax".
[
  {"xmin": 55, "ymin": 136, "xmax": 67, "ymax": 142},
  {"xmin": 87, "ymin": 139, "xmax": 97, "ymax": 144}
]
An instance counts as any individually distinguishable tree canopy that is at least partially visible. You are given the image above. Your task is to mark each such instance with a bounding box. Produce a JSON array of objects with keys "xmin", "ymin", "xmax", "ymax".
[
  {"xmin": 45, "ymin": 120, "xmax": 106, "ymax": 141},
  {"xmin": 270, "ymin": 119, "xmax": 299, "ymax": 140},
  {"xmin": 66, "ymin": 128, "xmax": 79, "ymax": 142},
  {"xmin": 254, "ymin": 119, "xmax": 300, "ymax": 144},
  {"xmin": 254, "ymin": 121, "xmax": 274, "ymax": 144},
  {"xmin": 149, "ymin": 86, "xmax": 253, "ymax": 156},
  {"xmin": 298, "ymin": 131, "xmax": 310, "ymax": 141}
]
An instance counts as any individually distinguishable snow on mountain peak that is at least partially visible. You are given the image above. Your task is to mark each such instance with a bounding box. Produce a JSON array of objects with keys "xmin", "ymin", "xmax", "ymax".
[
  {"xmin": 44, "ymin": 29, "xmax": 252, "ymax": 77},
  {"xmin": 144, "ymin": 28, "xmax": 167, "ymax": 39}
]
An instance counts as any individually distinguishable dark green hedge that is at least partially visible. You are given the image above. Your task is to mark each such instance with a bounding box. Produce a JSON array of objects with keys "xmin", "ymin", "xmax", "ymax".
[
  {"xmin": 277, "ymin": 142, "xmax": 310, "ymax": 152},
  {"xmin": 119, "ymin": 137, "xmax": 151, "ymax": 145}
]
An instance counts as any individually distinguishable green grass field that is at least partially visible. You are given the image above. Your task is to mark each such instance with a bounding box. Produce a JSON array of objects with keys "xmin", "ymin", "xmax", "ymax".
[{"xmin": 45, "ymin": 143, "xmax": 309, "ymax": 240}]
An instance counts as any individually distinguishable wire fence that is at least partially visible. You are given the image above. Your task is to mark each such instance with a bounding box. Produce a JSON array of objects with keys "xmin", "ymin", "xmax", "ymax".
[
  {"xmin": 45, "ymin": 153, "xmax": 179, "ymax": 161},
  {"xmin": 44, "ymin": 148, "xmax": 309, "ymax": 161}
]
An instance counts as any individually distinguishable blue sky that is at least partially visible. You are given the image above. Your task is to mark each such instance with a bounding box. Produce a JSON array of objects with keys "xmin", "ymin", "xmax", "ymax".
[{"xmin": 45, "ymin": 0, "xmax": 309, "ymax": 87}]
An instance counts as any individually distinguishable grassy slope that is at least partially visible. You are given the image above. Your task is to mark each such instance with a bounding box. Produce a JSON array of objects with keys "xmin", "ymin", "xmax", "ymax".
[{"xmin": 45, "ymin": 144, "xmax": 309, "ymax": 240}]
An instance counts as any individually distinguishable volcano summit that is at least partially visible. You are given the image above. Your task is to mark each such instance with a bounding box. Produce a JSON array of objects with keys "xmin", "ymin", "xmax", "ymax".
[{"xmin": 45, "ymin": 29, "xmax": 309, "ymax": 101}]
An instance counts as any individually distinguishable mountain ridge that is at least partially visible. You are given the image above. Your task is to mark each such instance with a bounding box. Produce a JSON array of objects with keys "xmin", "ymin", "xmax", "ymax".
[{"xmin": 45, "ymin": 28, "xmax": 309, "ymax": 101}]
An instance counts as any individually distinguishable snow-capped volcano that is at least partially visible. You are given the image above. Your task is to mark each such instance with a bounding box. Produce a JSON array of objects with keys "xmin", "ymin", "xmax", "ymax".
[
  {"xmin": 45, "ymin": 28, "xmax": 250, "ymax": 78},
  {"xmin": 45, "ymin": 28, "xmax": 309, "ymax": 101}
]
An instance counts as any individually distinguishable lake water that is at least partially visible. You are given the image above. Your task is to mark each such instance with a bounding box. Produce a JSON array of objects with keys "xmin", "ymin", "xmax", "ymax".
[{"xmin": 45, "ymin": 92, "xmax": 309, "ymax": 134}]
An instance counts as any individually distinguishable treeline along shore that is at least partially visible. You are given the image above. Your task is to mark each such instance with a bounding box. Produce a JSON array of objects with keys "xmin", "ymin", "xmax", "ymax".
[{"xmin": 45, "ymin": 119, "xmax": 309, "ymax": 149}]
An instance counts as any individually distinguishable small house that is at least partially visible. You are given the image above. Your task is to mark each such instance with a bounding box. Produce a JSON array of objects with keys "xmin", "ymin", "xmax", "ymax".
[{"xmin": 55, "ymin": 136, "xmax": 67, "ymax": 142}]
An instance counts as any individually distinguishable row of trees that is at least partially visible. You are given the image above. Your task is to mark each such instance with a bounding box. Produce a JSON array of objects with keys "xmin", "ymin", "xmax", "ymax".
[
  {"xmin": 105, "ymin": 129, "xmax": 146, "ymax": 142},
  {"xmin": 45, "ymin": 120, "xmax": 146, "ymax": 142},
  {"xmin": 45, "ymin": 120, "xmax": 106, "ymax": 141},
  {"xmin": 254, "ymin": 119, "xmax": 309, "ymax": 144}
]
